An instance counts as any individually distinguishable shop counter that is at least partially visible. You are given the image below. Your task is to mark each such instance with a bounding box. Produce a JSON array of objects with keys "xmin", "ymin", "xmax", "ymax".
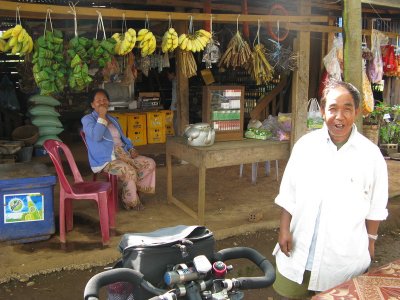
[{"xmin": 166, "ymin": 136, "xmax": 290, "ymax": 224}]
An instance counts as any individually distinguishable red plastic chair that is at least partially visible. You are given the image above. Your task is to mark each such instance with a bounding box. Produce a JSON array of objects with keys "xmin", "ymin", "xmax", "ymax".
[
  {"xmin": 80, "ymin": 130, "xmax": 119, "ymax": 212},
  {"xmin": 43, "ymin": 139, "xmax": 115, "ymax": 246}
]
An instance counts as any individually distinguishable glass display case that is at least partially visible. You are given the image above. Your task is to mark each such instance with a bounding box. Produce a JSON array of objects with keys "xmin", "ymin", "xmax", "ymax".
[{"xmin": 202, "ymin": 85, "xmax": 244, "ymax": 141}]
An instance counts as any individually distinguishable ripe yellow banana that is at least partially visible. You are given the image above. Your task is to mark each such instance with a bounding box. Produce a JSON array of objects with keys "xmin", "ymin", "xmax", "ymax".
[
  {"xmin": 180, "ymin": 37, "xmax": 188, "ymax": 50},
  {"xmin": 11, "ymin": 42, "xmax": 22, "ymax": 54},
  {"xmin": 112, "ymin": 33, "xmax": 121, "ymax": 41},
  {"xmin": 128, "ymin": 28, "xmax": 136, "ymax": 37},
  {"xmin": 17, "ymin": 29, "xmax": 27, "ymax": 43},
  {"xmin": 197, "ymin": 35, "xmax": 207, "ymax": 48},
  {"xmin": 198, "ymin": 29, "xmax": 211, "ymax": 39},
  {"xmin": 8, "ymin": 36, "xmax": 18, "ymax": 47},
  {"xmin": 178, "ymin": 34, "xmax": 187, "ymax": 45},
  {"xmin": 141, "ymin": 41, "xmax": 149, "ymax": 53},
  {"xmin": 0, "ymin": 39, "xmax": 6, "ymax": 52},
  {"xmin": 186, "ymin": 39, "xmax": 193, "ymax": 52},
  {"xmin": 137, "ymin": 28, "xmax": 149, "ymax": 41},
  {"xmin": 27, "ymin": 36, "xmax": 33, "ymax": 53},
  {"xmin": 21, "ymin": 39, "xmax": 30, "ymax": 54},
  {"xmin": 143, "ymin": 31, "xmax": 153, "ymax": 42},
  {"xmin": 1, "ymin": 27, "xmax": 14, "ymax": 39},
  {"xmin": 12, "ymin": 24, "xmax": 23, "ymax": 37},
  {"xmin": 172, "ymin": 37, "xmax": 179, "ymax": 49}
]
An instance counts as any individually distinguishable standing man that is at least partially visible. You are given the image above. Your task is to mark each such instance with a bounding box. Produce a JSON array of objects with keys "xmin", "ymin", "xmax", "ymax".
[
  {"xmin": 167, "ymin": 68, "xmax": 178, "ymax": 136},
  {"xmin": 272, "ymin": 79, "xmax": 388, "ymax": 299}
]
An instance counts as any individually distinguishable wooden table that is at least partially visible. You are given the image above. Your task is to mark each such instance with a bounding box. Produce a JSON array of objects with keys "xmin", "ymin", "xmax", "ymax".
[
  {"xmin": 166, "ymin": 137, "xmax": 290, "ymax": 224},
  {"xmin": 312, "ymin": 259, "xmax": 400, "ymax": 299}
]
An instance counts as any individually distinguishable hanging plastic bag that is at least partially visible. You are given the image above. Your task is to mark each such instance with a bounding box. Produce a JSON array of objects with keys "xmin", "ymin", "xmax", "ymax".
[
  {"xmin": 323, "ymin": 45, "xmax": 341, "ymax": 81},
  {"xmin": 307, "ymin": 98, "xmax": 324, "ymax": 131},
  {"xmin": 368, "ymin": 29, "xmax": 387, "ymax": 83},
  {"xmin": 381, "ymin": 45, "xmax": 396, "ymax": 75}
]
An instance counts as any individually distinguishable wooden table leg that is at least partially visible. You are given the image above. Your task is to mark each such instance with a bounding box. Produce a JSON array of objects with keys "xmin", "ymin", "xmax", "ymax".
[
  {"xmin": 166, "ymin": 151, "xmax": 172, "ymax": 204},
  {"xmin": 198, "ymin": 165, "xmax": 206, "ymax": 225}
]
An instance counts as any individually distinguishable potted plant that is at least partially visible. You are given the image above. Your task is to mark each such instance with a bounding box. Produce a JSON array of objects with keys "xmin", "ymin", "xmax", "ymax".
[
  {"xmin": 379, "ymin": 104, "xmax": 400, "ymax": 156},
  {"xmin": 362, "ymin": 101, "xmax": 387, "ymax": 145}
]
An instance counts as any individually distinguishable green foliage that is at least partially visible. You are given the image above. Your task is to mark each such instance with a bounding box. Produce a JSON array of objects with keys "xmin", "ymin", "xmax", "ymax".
[
  {"xmin": 379, "ymin": 104, "xmax": 400, "ymax": 144},
  {"xmin": 363, "ymin": 101, "xmax": 389, "ymax": 125}
]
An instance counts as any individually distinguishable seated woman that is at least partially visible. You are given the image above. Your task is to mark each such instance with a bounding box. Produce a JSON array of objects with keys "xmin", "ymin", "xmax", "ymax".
[{"xmin": 81, "ymin": 88, "xmax": 156, "ymax": 210}]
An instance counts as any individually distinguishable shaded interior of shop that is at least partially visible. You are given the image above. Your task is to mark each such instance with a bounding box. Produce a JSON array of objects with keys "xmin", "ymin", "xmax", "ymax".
[{"xmin": 0, "ymin": 0, "xmax": 399, "ymax": 145}]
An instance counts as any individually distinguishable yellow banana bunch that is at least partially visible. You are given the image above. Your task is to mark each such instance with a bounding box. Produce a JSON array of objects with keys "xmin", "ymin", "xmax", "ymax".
[
  {"xmin": 161, "ymin": 27, "xmax": 179, "ymax": 53},
  {"xmin": 178, "ymin": 29, "xmax": 211, "ymax": 53},
  {"xmin": 0, "ymin": 24, "xmax": 33, "ymax": 55},
  {"xmin": 137, "ymin": 28, "xmax": 156, "ymax": 57},
  {"xmin": 112, "ymin": 28, "xmax": 136, "ymax": 56}
]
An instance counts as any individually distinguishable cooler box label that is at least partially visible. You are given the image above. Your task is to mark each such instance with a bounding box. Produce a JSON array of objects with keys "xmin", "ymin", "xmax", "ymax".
[{"xmin": 3, "ymin": 193, "xmax": 44, "ymax": 223}]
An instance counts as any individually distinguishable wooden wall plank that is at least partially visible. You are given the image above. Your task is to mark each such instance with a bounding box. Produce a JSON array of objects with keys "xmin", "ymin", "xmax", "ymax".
[{"xmin": 290, "ymin": 0, "xmax": 311, "ymax": 147}]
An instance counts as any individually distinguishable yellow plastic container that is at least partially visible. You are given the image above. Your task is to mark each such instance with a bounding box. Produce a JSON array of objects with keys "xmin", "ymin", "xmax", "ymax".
[
  {"xmin": 162, "ymin": 110, "xmax": 174, "ymax": 126},
  {"xmin": 147, "ymin": 127, "xmax": 166, "ymax": 144},
  {"xmin": 146, "ymin": 111, "xmax": 165, "ymax": 129},
  {"xmin": 109, "ymin": 112, "xmax": 128, "ymax": 136},
  {"xmin": 127, "ymin": 113, "xmax": 147, "ymax": 131},
  {"xmin": 127, "ymin": 128, "xmax": 147, "ymax": 146},
  {"xmin": 166, "ymin": 125, "xmax": 175, "ymax": 136}
]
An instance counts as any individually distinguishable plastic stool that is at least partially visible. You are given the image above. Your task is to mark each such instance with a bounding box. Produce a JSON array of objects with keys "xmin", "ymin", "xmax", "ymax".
[{"xmin": 239, "ymin": 161, "xmax": 279, "ymax": 184}]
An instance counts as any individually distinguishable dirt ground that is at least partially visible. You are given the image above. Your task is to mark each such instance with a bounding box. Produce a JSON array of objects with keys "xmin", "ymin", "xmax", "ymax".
[{"xmin": 0, "ymin": 139, "xmax": 400, "ymax": 299}]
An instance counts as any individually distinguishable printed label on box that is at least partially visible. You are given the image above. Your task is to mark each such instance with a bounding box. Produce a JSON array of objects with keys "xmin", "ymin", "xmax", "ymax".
[{"xmin": 4, "ymin": 193, "xmax": 44, "ymax": 223}]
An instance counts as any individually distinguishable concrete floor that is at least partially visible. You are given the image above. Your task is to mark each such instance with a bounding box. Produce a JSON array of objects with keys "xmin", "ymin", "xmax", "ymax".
[
  {"xmin": 0, "ymin": 138, "xmax": 283, "ymax": 283},
  {"xmin": 1, "ymin": 137, "xmax": 399, "ymax": 284}
]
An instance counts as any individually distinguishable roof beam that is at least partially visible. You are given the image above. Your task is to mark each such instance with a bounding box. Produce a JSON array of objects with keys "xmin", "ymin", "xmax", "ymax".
[{"xmin": 0, "ymin": 1, "xmax": 327, "ymax": 23}]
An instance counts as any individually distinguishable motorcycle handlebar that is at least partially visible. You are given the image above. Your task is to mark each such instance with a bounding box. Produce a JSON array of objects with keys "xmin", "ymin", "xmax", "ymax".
[
  {"xmin": 84, "ymin": 247, "xmax": 275, "ymax": 299},
  {"xmin": 214, "ymin": 247, "xmax": 276, "ymax": 290},
  {"xmin": 84, "ymin": 268, "xmax": 156, "ymax": 300}
]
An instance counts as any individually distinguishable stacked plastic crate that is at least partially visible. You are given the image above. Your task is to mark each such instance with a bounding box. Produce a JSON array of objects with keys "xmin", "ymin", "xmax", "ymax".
[
  {"xmin": 163, "ymin": 110, "xmax": 175, "ymax": 136},
  {"xmin": 108, "ymin": 112, "xmax": 128, "ymax": 136},
  {"xmin": 146, "ymin": 111, "xmax": 166, "ymax": 144},
  {"xmin": 127, "ymin": 113, "xmax": 147, "ymax": 146}
]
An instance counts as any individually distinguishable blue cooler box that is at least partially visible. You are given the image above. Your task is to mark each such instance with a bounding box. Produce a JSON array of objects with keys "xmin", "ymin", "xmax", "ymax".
[{"xmin": 0, "ymin": 163, "xmax": 57, "ymax": 243}]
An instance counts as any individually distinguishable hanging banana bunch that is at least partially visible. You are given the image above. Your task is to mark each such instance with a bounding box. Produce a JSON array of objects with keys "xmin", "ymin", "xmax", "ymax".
[
  {"xmin": 137, "ymin": 16, "xmax": 157, "ymax": 57},
  {"xmin": 181, "ymin": 29, "xmax": 211, "ymax": 53},
  {"xmin": 249, "ymin": 20, "xmax": 274, "ymax": 85},
  {"xmin": 161, "ymin": 28, "xmax": 178, "ymax": 53},
  {"xmin": 161, "ymin": 18, "xmax": 179, "ymax": 54},
  {"xmin": 178, "ymin": 17, "xmax": 211, "ymax": 53},
  {"xmin": 0, "ymin": 9, "xmax": 34, "ymax": 56},
  {"xmin": 137, "ymin": 28, "xmax": 156, "ymax": 57},
  {"xmin": 113, "ymin": 28, "xmax": 136, "ymax": 56}
]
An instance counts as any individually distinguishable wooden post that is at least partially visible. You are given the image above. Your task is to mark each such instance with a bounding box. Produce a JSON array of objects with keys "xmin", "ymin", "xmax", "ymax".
[
  {"xmin": 176, "ymin": 21, "xmax": 190, "ymax": 136},
  {"xmin": 290, "ymin": 0, "xmax": 311, "ymax": 147},
  {"xmin": 203, "ymin": 0, "xmax": 211, "ymax": 32},
  {"xmin": 242, "ymin": 0, "xmax": 250, "ymax": 39},
  {"xmin": 343, "ymin": 0, "xmax": 363, "ymax": 129}
]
